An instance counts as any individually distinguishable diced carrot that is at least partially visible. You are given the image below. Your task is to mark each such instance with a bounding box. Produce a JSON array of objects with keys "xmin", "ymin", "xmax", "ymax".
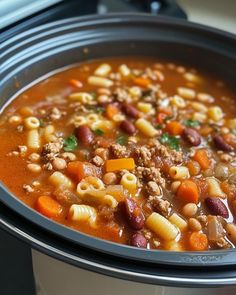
[
  {"xmin": 105, "ymin": 104, "xmax": 120, "ymax": 120},
  {"xmin": 176, "ymin": 180, "xmax": 199, "ymax": 204},
  {"xmin": 67, "ymin": 161, "xmax": 97, "ymax": 182},
  {"xmin": 221, "ymin": 181, "xmax": 231, "ymax": 196},
  {"xmin": 193, "ymin": 149, "xmax": 211, "ymax": 170},
  {"xmin": 159, "ymin": 107, "xmax": 173, "ymax": 116},
  {"xmin": 69, "ymin": 79, "xmax": 83, "ymax": 88},
  {"xmin": 166, "ymin": 121, "xmax": 184, "ymax": 136},
  {"xmin": 189, "ymin": 232, "xmax": 208, "ymax": 251},
  {"xmin": 133, "ymin": 77, "xmax": 151, "ymax": 88},
  {"xmin": 105, "ymin": 158, "xmax": 135, "ymax": 172},
  {"xmin": 187, "ymin": 161, "xmax": 200, "ymax": 176},
  {"xmin": 199, "ymin": 126, "xmax": 213, "ymax": 136},
  {"xmin": 36, "ymin": 196, "xmax": 62, "ymax": 218},
  {"xmin": 156, "ymin": 112, "xmax": 167, "ymax": 124}
]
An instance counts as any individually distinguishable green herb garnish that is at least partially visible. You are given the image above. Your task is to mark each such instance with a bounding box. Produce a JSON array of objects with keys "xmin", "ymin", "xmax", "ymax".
[
  {"xmin": 97, "ymin": 107, "xmax": 105, "ymax": 114},
  {"xmin": 164, "ymin": 115, "xmax": 174, "ymax": 122},
  {"xmin": 160, "ymin": 133, "xmax": 180, "ymax": 150},
  {"xmin": 155, "ymin": 124, "xmax": 162, "ymax": 130},
  {"xmin": 116, "ymin": 135, "xmax": 127, "ymax": 146},
  {"xmin": 184, "ymin": 119, "xmax": 200, "ymax": 128},
  {"xmin": 93, "ymin": 129, "xmax": 104, "ymax": 136},
  {"xmin": 39, "ymin": 119, "xmax": 45, "ymax": 127},
  {"xmin": 232, "ymin": 129, "xmax": 236, "ymax": 135},
  {"xmin": 63, "ymin": 134, "xmax": 78, "ymax": 151},
  {"xmin": 86, "ymin": 105, "xmax": 104, "ymax": 114},
  {"xmin": 90, "ymin": 92, "xmax": 97, "ymax": 99}
]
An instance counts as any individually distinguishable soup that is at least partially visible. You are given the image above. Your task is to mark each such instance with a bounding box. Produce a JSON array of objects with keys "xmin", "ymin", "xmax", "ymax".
[{"xmin": 0, "ymin": 57, "xmax": 236, "ymax": 251}]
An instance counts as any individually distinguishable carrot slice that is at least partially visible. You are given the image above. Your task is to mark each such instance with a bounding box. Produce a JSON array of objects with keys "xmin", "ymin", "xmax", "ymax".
[
  {"xmin": 189, "ymin": 232, "xmax": 208, "ymax": 251},
  {"xmin": 176, "ymin": 180, "xmax": 199, "ymax": 204},
  {"xmin": 166, "ymin": 121, "xmax": 184, "ymax": 136},
  {"xmin": 105, "ymin": 158, "xmax": 135, "ymax": 172},
  {"xmin": 133, "ymin": 77, "xmax": 151, "ymax": 88},
  {"xmin": 105, "ymin": 104, "xmax": 120, "ymax": 120},
  {"xmin": 193, "ymin": 149, "xmax": 211, "ymax": 170},
  {"xmin": 67, "ymin": 161, "xmax": 97, "ymax": 182},
  {"xmin": 36, "ymin": 196, "xmax": 62, "ymax": 218},
  {"xmin": 69, "ymin": 79, "xmax": 83, "ymax": 88}
]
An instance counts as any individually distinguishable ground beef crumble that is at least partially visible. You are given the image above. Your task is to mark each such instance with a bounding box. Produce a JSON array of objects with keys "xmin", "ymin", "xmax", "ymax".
[
  {"xmin": 41, "ymin": 138, "xmax": 63, "ymax": 163},
  {"xmin": 136, "ymin": 166, "xmax": 166, "ymax": 187},
  {"xmin": 147, "ymin": 196, "xmax": 171, "ymax": 217},
  {"xmin": 134, "ymin": 146, "xmax": 152, "ymax": 167},
  {"xmin": 146, "ymin": 181, "xmax": 161, "ymax": 196},
  {"xmin": 91, "ymin": 155, "xmax": 104, "ymax": 167},
  {"xmin": 110, "ymin": 143, "xmax": 129, "ymax": 158}
]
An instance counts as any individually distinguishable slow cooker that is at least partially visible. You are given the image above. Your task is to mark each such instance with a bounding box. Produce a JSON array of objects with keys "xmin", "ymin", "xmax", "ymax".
[{"xmin": 1, "ymin": 13, "xmax": 236, "ymax": 295}]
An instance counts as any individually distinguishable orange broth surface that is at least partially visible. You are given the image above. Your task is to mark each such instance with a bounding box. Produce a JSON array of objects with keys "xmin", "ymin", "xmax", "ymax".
[{"xmin": 0, "ymin": 57, "xmax": 236, "ymax": 250}]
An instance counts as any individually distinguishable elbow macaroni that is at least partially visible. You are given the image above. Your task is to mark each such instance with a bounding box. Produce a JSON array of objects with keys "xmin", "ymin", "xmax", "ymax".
[
  {"xmin": 208, "ymin": 106, "xmax": 223, "ymax": 121},
  {"xmin": 169, "ymin": 213, "xmax": 188, "ymax": 232},
  {"xmin": 135, "ymin": 118, "xmax": 158, "ymax": 137},
  {"xmin": 69, "ymin": 92, "xmax": 93, "ymax": 103},
  {"xmin": 137, "ymin": 102, "xmax": 153, "ymax": 114},
  {"xmin": 27, "ymin": 129, "xmax": 40, "ymax": 149},
  {"xmin": 88, "ymin": 76, "xmax": 113, "ymax": 87},
  {"xmin": 177, "ymin": 87, "xmax": 196, "ymax": 100},
  {"xmin": 146, "ymin": 212, "xmax": 179, "ymax": 241},
  {"xmin": 94, "ymin": 64, "xmax": 111, "ymax": 77},
  {"xmin": 119, "ymin": 64, "xmax": 130, "ymax": 76},
  {"xmin": 169, "ymin": 166, "xmax": 190, "ymax": 180},
  {"xmin": 49, "ymin": 171, "xmax": 73, "ymax": 189},
  {"xmin": 69, "ymin": 204, "xmax": 97, "ymax": 227}
]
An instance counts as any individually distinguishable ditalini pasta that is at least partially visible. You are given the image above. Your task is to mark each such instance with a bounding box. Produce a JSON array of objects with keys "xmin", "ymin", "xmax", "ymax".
[
  {"xmin": 1, "ymin": 57, "xmax": 236, "ymax": 251},
  {"xmin": 27, "ymin": 129, "xmax": 40, "ymax": 149},
  {"xmin": 120, "ymin": 172, "xmax": 137, "ymax": 194},
  {"xmin": 69, "ymin": 204, "xmax": 97, "ymax": 227},
  {"xmin": 206, "ymin": 177, "xmax": 226, "ymax": 198},
  {"xmin": 49, "ymin": 172, "xmax": 73, "ymax": 189}
]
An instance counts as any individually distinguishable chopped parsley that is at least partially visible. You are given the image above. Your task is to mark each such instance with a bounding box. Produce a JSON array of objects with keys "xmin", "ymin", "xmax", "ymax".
[
  {"xmin": 86, "ymin": 105, "xmax": 104, "ymax": 114},
  {"xmin": 116, "ymin": 135, "xmax": 127, "ymax": 146},
  {"xmin": 97, "ymin": 107, "xmax": 105, "ymax": 114},
  {"xmin": 63, "ymin": 134, "xmax": 78, "ymax": 151},
  {"xmin": 155, "ymin": 124, "xmax": 162, "ymax": 130},
  {"xmin": 160, "ymin": 133, "xmax": 180, "ymax": 150},
  {"xmin": 184, "ymin": 119, "xmax": 200, "ymax": 128},
  {"xmin": 164, "ymin": 115, "xmax": 174, "ymax": 122},
  {"xmin": 93, "ymin": 128, "xmax": 104, "ymax": 136},
  {"xmin": 90, "ymin": 92, "xmax": 97, "ymax": 99},
  {"xmin": 39, "ymin": 119, "xmax": 46, "ymax": 127}
]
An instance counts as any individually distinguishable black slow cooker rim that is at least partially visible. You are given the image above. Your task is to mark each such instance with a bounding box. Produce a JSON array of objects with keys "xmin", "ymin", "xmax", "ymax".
[{"xmin": 1, "ymin": 13, "xmax": 236, "ymax": 287}]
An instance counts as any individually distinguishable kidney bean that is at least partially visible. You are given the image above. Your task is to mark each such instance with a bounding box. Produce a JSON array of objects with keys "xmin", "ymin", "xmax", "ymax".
[
  {"xmin": 125, "ymin": 197, "xmax": 145, "ymax": 230},
  {"xmin": 120, "ymin": 120, "xmax": 136, "ymax": 135},
  {"xmin": 205, "ymin": 197, "xmax": 229, "ymax": 218},
  {"xmin": 121, "ymin": 103, "xmax": 139, "ymax": 118},
  {"xmin": 213, "ymin": 135, "xmax": 233, "ymax": 152},
  {"xmin": 75, "ymin": 125, "xmax": 94, "ymax": 146},
  {"xmin": 130, "ymin": 232, "xmax": 147, "ymax": 248},
  {"xmin": 183, "ymin": 128, "xmax": 201, "ymax": 146}
]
